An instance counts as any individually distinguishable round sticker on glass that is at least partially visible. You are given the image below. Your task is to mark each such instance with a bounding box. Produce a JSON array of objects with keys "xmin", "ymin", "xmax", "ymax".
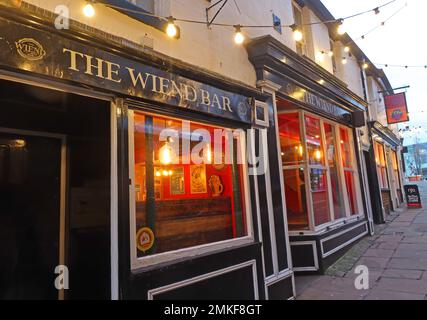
[{"xmin": 136, "ymin": 227, "xmax": 155, "ymax": 252}]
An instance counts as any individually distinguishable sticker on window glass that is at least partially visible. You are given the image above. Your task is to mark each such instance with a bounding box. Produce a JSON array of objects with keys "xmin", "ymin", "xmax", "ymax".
[{"xmin": 136, "ymin": 227, "xmax": 155, "ymax": 253}]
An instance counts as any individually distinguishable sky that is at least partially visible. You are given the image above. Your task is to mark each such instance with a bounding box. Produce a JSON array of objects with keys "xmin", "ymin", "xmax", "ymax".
[{"xmin": 321, "ymin": 0, "xmax": 427, "ymax": 146}]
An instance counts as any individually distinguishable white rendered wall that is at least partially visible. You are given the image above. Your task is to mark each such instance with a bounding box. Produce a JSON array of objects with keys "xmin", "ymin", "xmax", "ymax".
[{"xmin": 23, "ymin": 0, "xmax": 367, "ymax": 99}]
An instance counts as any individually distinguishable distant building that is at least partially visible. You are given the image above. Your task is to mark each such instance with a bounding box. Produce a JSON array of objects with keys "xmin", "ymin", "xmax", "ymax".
[{"xmin": 404, "ymin": 143, "xmax": 427, "ymax": 176}]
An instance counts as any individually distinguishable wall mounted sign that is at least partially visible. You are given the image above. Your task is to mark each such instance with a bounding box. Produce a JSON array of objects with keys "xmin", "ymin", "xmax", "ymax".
[
  {"xmin": 136, "ymin": 227, "xmax": 155, "ymax": 252},
  {"xmin": 404, "ymin": 184, "xmax": 422, "ymax": 208},
  {"xmin": 384, "ymin": 92, "xmax": 409, "ymax": 125},
  {"xmin": 279, "ymin": 79, "xmax": 352, "ymax": 125},
  {"xmin": 0, "ymin": 17, "xmax": 252, "ymax": 124}
]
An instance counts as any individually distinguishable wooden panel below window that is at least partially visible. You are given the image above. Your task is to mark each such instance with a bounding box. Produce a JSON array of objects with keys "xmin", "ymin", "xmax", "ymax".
[{"xmin": 136, "ymin": 197, "xmax": 233, "ymax": 253}]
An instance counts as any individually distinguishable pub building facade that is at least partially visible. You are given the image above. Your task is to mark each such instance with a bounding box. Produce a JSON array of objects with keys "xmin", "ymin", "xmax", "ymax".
[
  {"xmin": 0, "ymin": 0, "xmax": 402, "ymax": 300},
  {"xmin": 0, "ymin": 2, "xmax": 297, "ymax": 300},
  {"xmin": 246, "ymin": 34, "xmax": 369, "ymax": 273}
]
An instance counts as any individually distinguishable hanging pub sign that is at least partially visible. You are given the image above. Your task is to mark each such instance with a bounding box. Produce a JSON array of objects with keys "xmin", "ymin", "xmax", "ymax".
[
  {"xmin": 404, "ymin": 184, "xmax": 422, "ymax": 208},
  {"xmin": 384, "ymin": 92, "xmax": 409, "ymax": 125},
  {"xmin": 0, "ymin": 16, "xmax": 252, "ymax": 124}
]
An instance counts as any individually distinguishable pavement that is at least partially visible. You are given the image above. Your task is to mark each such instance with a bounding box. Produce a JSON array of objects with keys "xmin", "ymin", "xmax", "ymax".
[{"xmin": 295, "ymin": 181, "xmax": 427, "ymax": 300}]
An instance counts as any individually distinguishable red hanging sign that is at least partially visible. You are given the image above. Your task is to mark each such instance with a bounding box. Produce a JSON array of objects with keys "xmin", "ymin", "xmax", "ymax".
[{"xmin": 384, "ymin": 92, "xmax": 409, "ymax": 124}]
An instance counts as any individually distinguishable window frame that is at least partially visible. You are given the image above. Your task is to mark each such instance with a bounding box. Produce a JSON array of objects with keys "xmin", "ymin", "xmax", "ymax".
[
  {"xmin": 292, "ymin": 1, "xmax": 307, "ymax": 56},
  {"xmin": 125, "ymin": 0, "xmax": 154, "ymax": 13},
  {"xmin": 374, "ymin": 141, "xmax": 389, "ymax": 190},
  {"xmin": 391, "ymin": 149, "xmax": 402, "ymax": 191},
  {"xmin": 279, "ymin": 109, "xmax": 364, "ymax": 235},
  {"xmin": 128, "ymin": 109, "xmax": 254, "ymax": 270}
]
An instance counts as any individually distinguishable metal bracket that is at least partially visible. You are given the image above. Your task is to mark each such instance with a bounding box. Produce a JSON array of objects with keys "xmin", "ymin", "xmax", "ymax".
[
  {"xmin": 205, "ymin": 0, "xmax": 229, "ymax": 27},
  {"xmin": 378, "ymin": 85, "xmax": 410, "ymax": 95}
]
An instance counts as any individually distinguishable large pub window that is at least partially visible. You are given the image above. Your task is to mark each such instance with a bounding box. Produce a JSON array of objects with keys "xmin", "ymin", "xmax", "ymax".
[
  {"xmin": 279, "ymin": 110, "xmax": 363, "ymax": 231},
  {"xmin": 129, "ymin": 111, "xmax": 249, "ymax": 266}
]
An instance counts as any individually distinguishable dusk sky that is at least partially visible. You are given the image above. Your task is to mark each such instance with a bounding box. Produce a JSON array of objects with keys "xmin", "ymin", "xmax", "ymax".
[{"xmin": 322, "ymin": 0, "xmax": 427, "ymax": 146}]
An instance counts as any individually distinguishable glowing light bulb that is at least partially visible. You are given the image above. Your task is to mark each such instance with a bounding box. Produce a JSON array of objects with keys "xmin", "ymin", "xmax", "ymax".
[
  {"xmin": 315, "ymin": 150, "xmax": 322, "ymax": 161},
  {"xmin": 344, "ymin": 46, "xmax": 350, "ymax": 53},
  {"xmin": 160, "ymin": 145, "xmax": 172, "ymax": 165},
  {"xmin": 291, "ymin": 24, "xmax": 303, "ymax": 42},
  {"xmin": 342, "ymin": 57, "xmax": 347, "ymax": 65},
  {"xmin": 234, "ymin": 25, "xmax": 244, "ymax": 44},
  {"xmin": 206, "ymin": 147, "xmax": 212, "ymax": 164},
  {"xmin": 155, "ymin": 171, "xmax": 161, "ymax": 177},
  {"xmin": 328, "ymin": 51, "xmax": 334, "ymax": 57},
  {"xmin": 363, "ymin": 62, "xmax": 369, "ymax": 69},
  {"xmin": 83, "ymin": 2, "xmax": 95, "ymax": 18},
  {"xmin": 166, "ymin": 18, "xmax": 178, "ymax": 38},
  {"xmin": 293, "ymin": 29, "xmax": 303, "ymax": 42}
]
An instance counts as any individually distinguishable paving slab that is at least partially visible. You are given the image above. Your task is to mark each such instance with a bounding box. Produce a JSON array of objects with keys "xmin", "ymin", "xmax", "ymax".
[
  {"xmin": 364, "ymin": 289, "xmax": 426, "ymax": 300},
  {"xmin": 377, "ymin": 241, "xmax": 400, "ymax": 250},
  {"xmin": 393, "ymin": 249, "xmax": 427, "ymax": 259},
  {"xmin": 375, "ymin": 277, "xmax": 427, "ymax": 295},
  {"xmin": 297, "ymin": 287, "xmax": 366, "ymax": 300},
  {"xmin": 387, "ymin": 257, "xmax": 427, "ymax": 271},
  {"xmin": 382, "ymin": 269, "xmax": 423, "ymax": 280},
  {"xmin": 363, "ymin": 248, "xmax": 394, "ymax": 258},
  {"xmin": 397, "ymin": 243, "xmax": 427, "ymax": 251}
]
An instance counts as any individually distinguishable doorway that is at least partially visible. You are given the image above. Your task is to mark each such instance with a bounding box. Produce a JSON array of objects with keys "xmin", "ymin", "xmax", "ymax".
[
  {"xmin": 0, "ymin": 131, "xmax": 63, "ymax": 299},
  {"xmin": 0, "ymin": 78, "xmax": 111, "ymax": 299}
]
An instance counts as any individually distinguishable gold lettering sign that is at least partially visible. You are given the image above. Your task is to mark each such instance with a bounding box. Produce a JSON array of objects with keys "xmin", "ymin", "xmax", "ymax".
[{"xmin": 62, "ymin": 47, "xmax": 239, "ymax": 115}]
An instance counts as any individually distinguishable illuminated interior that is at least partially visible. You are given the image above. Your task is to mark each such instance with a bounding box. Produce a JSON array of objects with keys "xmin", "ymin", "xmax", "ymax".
[
  {"xmin": 277, "ymin": 99, "xmax": 362, "ymax": 231},
  {"xmin": 132, "ymin": 112, "xmax": 247, "ymax": 257}
]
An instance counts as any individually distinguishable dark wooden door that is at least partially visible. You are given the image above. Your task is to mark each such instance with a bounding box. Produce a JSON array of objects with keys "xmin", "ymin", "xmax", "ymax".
[{"xmin": 0, "ymin": 132, "xmax": 61, "ymax": 299}]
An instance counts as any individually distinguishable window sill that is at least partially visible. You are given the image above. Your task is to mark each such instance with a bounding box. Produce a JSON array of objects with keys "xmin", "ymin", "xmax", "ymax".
[
  {"xmin": 131, "ymin": 236, "xmax": 254, "ymax": 270},
  {"xmin": 288, "ymin": 214, "xmax": 365, "ymax": 236}
]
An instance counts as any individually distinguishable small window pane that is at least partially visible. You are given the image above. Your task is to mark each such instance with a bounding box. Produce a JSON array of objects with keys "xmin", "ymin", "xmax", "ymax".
[
  {"xmin": 345, "ymin": 171, "xmax": 358, "ymax": 215},
  {"xmin": 305, "ymin": 115, "xmax": 324, "ymax": 166},
  {"xmin": 311, "ymin": 169, "xmax": 331, "ymax": 226},
  {"xmin": 375, "ymin": 142, "xmax": 388, "ymax": 189},
  {"xmin": 133, "ymin": 112, "xmax": 247, "ymax": 257},
  {"xmin": 324, "ymin": 123, "xmax": 345, "ymax": 219},
  {"xmin": 278, "ymin": 113, "xmax": 304, "ymax": 166},
  {"xmin": 340, "ymin": 128, "xmax": 353, "ymax": 168},
  {"xmin": 284, "ymin": 168, "xmax": 309, "ymax": 230}
]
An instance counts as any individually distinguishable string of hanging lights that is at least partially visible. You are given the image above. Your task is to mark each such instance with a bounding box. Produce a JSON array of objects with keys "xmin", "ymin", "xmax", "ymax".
[
  {"xmin": 342, "ymin": 2, "xmax": 408, "ymax": 48},
  {"xmin": 81, "ymin": 0, "xmax": 399, "ymax": 44},
  {"xmin": 80, "ymin": 0, "xmax": 422, "ymax": 71}
]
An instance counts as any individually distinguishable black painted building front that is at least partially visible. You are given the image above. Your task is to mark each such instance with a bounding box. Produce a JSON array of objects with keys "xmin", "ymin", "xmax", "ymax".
[
  {"xmin": 247, "ymin": 36, "xmax": 370, "ymax": 273},
  {"xmin": 0, "ymin": 5, "xmax": 295, "ymax": 300}
]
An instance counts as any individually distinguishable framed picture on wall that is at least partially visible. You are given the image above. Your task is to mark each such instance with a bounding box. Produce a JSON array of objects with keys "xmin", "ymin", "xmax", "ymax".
[
  {"xmin": 170, "ymin": 167, "xmax": 185, "ymax": 195},
  {"xmin": 154, "ymin": 167, "xmax": 162, "ymax": 200},
  {"xmin": 190, "ymin": 164, "xmax": 207, "ymax": 194}
]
